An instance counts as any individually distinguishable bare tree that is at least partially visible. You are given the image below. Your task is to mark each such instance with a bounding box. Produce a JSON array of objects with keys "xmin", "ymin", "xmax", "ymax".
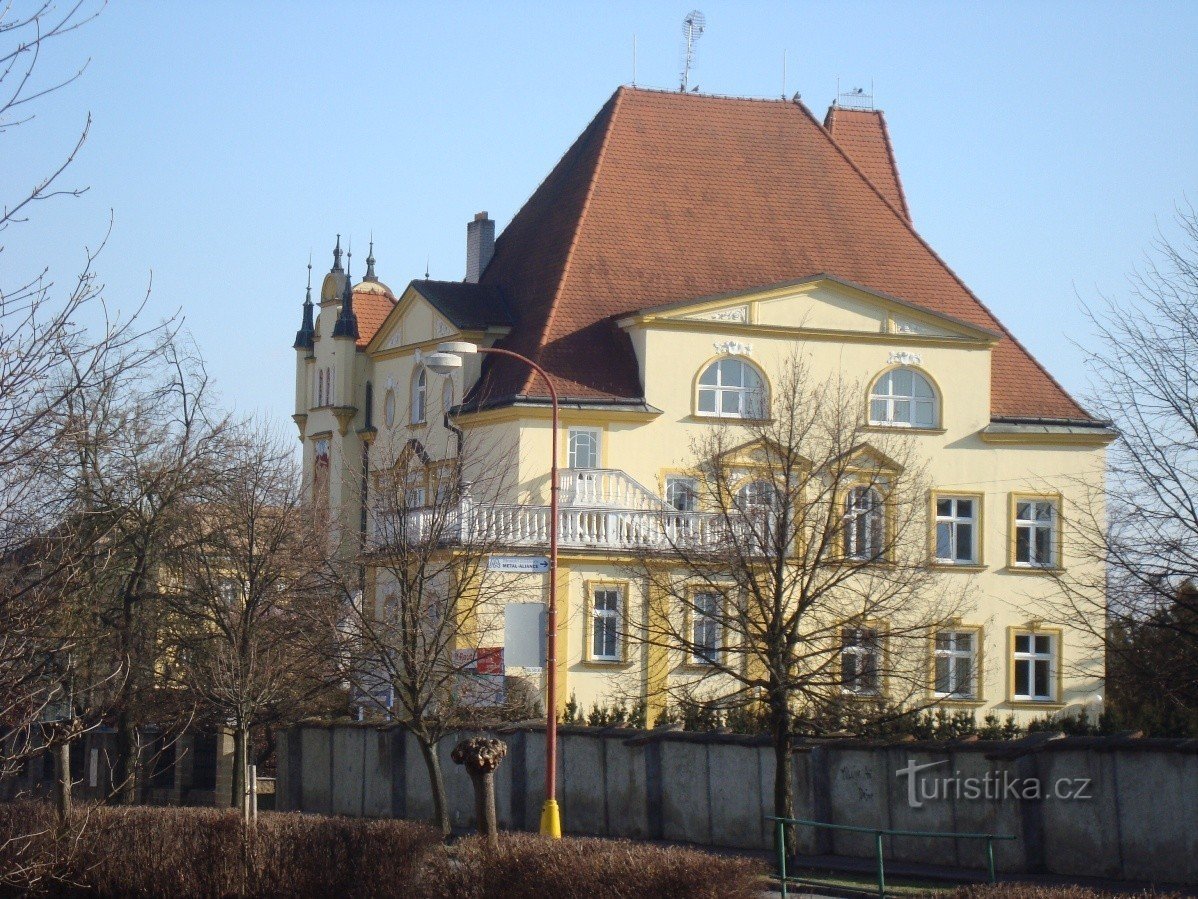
[
  {"xmin": 632, "ymin": 354, "xmax": 963, "ymax": 856},
  {"xmin": 319, "ymin": 424, "xmax": 527, "ymax": 837},
  {"xmin": 166, "ymin": 423, "xmax": 334, "ymax": 815},
  {"xmin": 48, "ymin": 336, "xmax": 229, "ymax": 804},
  {"xmin": 1047, "ymin": 205, "xmax": 1198, "ymax": 730},
  {"xmin": 0, "ymin": 0, "xmax": 162, "ymax": 809}
]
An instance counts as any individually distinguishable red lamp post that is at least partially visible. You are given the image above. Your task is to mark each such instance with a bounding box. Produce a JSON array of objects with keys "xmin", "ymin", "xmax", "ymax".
[{"xmin": 427, "ymin": 342, "xmax": 562, "ymax": 838}]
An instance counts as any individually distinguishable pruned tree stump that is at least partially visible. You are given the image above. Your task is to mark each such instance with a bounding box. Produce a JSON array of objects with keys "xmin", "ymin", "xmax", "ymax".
[{"xmin": 451, "ymin": 737, "xmax": 507, "ymax": 850}]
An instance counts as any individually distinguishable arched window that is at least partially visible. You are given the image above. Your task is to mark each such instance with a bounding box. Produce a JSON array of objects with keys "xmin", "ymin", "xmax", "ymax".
[
  {"xmin": 317, "ymin": 370, "xmax": 324, "ymax": 406},
  {"xmin": 845, "ymin": 486, "xmax": 884, "ymax": 560},
  {"xmin": 869, "ymin": 368, "xmax": 937, "ymax": 428},
  {"xmin": 410, "ymin": 367, "xmax": 427, "ymax": 424},
  {"xmin": 697, "ymin": 358, "xmax": 766, "ymax": 418}
]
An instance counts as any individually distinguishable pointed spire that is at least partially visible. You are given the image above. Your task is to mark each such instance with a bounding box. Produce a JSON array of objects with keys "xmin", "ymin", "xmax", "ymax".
[
  {"xmin": 331, "ymin": 234, "xmax": 344, "ymax": 273},
  {"xmin": 332, "ymin": 244, "xmax": 359, "ymax": 341},
  {"xmin": 293, "ymin": 256, "xmax": 316, "ymax": 350},
  {"xmin": 364, "ymin": 234, "xmax": 377, "ymax": 282}
]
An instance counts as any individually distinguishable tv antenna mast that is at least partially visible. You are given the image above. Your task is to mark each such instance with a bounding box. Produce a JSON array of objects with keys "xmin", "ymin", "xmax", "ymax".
[{"xmin": 679, "ymin": 10, "xmax": 706, "ymax": 92}]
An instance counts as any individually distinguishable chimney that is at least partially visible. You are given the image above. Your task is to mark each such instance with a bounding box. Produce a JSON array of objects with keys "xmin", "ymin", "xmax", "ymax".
[{"xmin": 465, "ymin": 211, "xmax": 495, "ymax": 283}]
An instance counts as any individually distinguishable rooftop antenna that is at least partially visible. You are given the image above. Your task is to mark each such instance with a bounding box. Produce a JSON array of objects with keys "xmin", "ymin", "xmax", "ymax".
[
  {"xmin": 781, "ymin": 48, "xmax": 787, "ymax": 99},
  {"xmin": 679, "ymin": 10, "xmax": 705, "ymax": 92},
  {"xmin": 632, "ymin": 34, "xmax": 637, "ymax": 86}
]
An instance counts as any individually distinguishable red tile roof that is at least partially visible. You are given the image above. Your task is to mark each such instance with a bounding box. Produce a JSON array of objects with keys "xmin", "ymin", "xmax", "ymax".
[
  {"xmin": 472, "ymin": 86, "xmax": 1089, "ymax": 421},
  {"xmin": 823, "ymin": 106, "xmax": 911, "ymax": 221},
  {"xmin": 352, "ymin": 282, "xmax": 396, "ymax": 349}
]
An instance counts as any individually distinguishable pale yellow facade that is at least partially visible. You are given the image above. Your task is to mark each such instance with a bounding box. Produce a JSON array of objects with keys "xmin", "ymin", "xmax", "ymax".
[{"xmin": 295, "ymin": 273, "xmax": 1111, "ymax": 726}]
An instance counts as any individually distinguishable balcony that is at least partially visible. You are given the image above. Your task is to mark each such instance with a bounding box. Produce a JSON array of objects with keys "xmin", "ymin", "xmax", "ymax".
[{"xmin": 386, "ymin": 468, "xmax": 745, "ymax": 553}]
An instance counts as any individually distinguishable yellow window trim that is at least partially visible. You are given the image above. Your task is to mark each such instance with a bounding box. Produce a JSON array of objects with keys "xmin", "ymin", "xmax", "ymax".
[
  {"xmin": 864, "ymin": 363, "xmax": 944, "ymax": 431},
  {"xmin": 927, "ymin": 623, "xmax": 985, "ymax": 703},
  {"xmin": 690, "ymin": 353, "xmax": 772, "ymax": 421},
  {"xmin": 838, "ymin": 617, "xmax": 890, "ymax": 697},
  {"xmin": 1005, "ymin": 625, "xmax": 1064, "ymax": 704},
  {"xmin": 929, "ymin": 490, "xmax": 986, "ymax": 568},
  {"xmin": 1007, "ymin": 492, "xmax": 1065, "ymax": 572},
  {"xmin": 679, "ymin": 584, "xmax": 733, "ymax": 672},
  {"xmin": 582, "ymin": 578, "xmax": 632, "ymax": 666}
]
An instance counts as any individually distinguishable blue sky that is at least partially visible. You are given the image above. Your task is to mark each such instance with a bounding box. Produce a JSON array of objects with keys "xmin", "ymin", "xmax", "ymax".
[{"xmin": 7, "ymin": 0, "xmax": 1197, "ymax": 426}]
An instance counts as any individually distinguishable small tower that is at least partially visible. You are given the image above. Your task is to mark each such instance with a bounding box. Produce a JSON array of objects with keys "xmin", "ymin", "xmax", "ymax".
[
  {"xmin": 363, "ymin": 237, "xmax": 378, "ymax": 283},
  {"xmin": 292, "ymin": 259, "xmax": 315, "ymax": 436},
  {"xmin": 332, "ymin": 248, "xmax": 360, "ymax": 341},
  {"xmin": 293, "ymin": 259, "xmax": 315, "ymax": 351}
]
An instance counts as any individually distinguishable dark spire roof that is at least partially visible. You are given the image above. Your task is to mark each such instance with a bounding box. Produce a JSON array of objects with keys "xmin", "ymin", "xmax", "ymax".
[
  {"xmin": 332, "ymin": 247, "xmax": 359, "ymax": 340},
  {"xmin": 331, "ymin": 234, "xmax": 344, "ymax": 273},
  {"xmin": 293, "ymin": 257, "xmax": 316, "ymax": 350},
  {"xmin": 364, "ymin": 236, "xmax": 378, "ymax": 282}
]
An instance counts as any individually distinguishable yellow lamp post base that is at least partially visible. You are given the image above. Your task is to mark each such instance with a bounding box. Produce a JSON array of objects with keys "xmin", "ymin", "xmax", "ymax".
[{"xmin": 539, "ymin": 799, "xmax": 562, "ymax": 838}]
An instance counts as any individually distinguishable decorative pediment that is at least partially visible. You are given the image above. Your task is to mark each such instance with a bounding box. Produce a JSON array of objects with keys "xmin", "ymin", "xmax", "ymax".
[
  {"xmin": 620, "ymin": 275, "xmax": 999, "ymax": 346},
  {"xmin": 368, "ymin": 288, "xmax": 459, "ymax": 355}
]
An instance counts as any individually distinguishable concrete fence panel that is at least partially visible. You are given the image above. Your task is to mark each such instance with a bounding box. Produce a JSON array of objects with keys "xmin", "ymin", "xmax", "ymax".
[{"xmin": 277, "ymin": 724, "xmax": 1198, "ymax": 886}]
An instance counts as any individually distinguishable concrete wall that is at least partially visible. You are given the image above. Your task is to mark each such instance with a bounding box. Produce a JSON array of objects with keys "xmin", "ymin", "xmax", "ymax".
[{"xmin": 277, "ymin": 725, "xmax": 1198, "ymax": 885}]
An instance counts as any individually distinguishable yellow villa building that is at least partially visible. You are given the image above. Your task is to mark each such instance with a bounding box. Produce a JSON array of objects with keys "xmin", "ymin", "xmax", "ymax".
[{"xmin": 290, "ymin": 87, "xmax": 1113, "ymax": 726}]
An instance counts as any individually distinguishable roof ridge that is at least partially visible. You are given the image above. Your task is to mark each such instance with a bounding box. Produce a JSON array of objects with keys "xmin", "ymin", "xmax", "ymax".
[
  {"xmin": 518, "ymin": 85, "xmax": 627, "ymax": 395},
  {"xmin": 797, "ymin": 99, "xmax": 1089, "ymax": 419},
  {"xmin": 873, "ymin": 110, "xmax": 912, "ymax": 221}
]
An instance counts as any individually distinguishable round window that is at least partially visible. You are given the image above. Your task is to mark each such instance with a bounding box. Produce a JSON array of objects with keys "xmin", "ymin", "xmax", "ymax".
[{"xmin": 384, "ymin": 389, "xmax": 396, "ymax": 427}]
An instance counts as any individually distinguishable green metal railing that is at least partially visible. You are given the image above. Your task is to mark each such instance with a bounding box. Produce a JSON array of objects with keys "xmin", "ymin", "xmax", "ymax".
[{"xmin": 766, "ymin": 816, "xmax": 1016, "ymax": 898}]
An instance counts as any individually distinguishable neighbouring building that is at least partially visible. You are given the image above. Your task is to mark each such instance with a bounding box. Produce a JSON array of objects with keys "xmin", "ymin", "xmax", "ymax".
[{"xmin": 290, "ymin": 87, "xmax": 1113, "ymax": 725}]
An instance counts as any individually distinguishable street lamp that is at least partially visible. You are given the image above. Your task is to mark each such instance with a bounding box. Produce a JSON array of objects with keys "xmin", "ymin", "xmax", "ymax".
[{"xmin": 425, "ymin": 341, "xmax": 562, "ymax": 839}]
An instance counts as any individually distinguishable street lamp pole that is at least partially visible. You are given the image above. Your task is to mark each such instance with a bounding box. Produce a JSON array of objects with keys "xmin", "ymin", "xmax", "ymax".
[{"xmin": 426, "ymin": 342, "xmax": 562, "ymax": 839}]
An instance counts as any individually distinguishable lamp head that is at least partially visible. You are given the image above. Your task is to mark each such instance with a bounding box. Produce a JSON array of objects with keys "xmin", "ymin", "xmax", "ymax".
[
  {"xmin": 436, "ymin": 341, "xmax": 479, "ymax": 355},
  {"xmin": 425, "ymin": 352, "xmax": 463, "ymax": 375}
]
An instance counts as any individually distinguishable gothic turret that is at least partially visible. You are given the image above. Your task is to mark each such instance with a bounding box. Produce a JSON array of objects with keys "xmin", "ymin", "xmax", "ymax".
[
  {"xmin": 332, "ymin": 249, "xmax": 359, "ymax": 341},
  {"xmin": 293, "ymin": 259, "xmax": 315, "ymax": 351}
]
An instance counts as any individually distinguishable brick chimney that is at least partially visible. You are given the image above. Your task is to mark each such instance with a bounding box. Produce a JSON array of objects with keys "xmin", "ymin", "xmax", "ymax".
[{"xmin": 465, "ymin": 211, "xmax": 495, "ymax": 283}]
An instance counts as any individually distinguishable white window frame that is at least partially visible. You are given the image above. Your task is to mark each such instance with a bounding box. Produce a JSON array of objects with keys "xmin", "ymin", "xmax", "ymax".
[
  {"xmin": 696, "ymin": 358, "xmax": 766, "ymax": 419},
  {"xmin": 845, "ymin": 486, "xmax": 884, "ymax": 560},
  {"xmin": 934, "ymin": 629, "xmax": 977, "ymax": 698},
  {"xmin": 1012, "ymin": 632, "xmax": 1056, "ymax": 701},
  {"xmin": 665, "ymin": 476, "xmax": 698, "ymax": 512},
  {"xmin": 841, "ymin": 626, "xmax": 881, "ymax": 695},
  {"xmin": 690, "ymin": 591, "xmax": 722, "ymax": 666},
  {"xmin": 567, "ymin": 427, "xmax": 601, "ymax": 470},
  {"xmin": 869, "ymin": 368, "xmax": 938, "ymax": 428},
  {"xmin": 411, "ymin": 367, "xmax": 427, "ymax": 424},
  {"xmin": 591, "ymin": 587, "xmax": 621, "ymax": 662},
  {"xmin": 935, "ymin": 496, "xmax": 978, "ymax": 565},
  {"xmin": 1014, "ymin": 498, "xmax": 1057, "ymax": 568}
]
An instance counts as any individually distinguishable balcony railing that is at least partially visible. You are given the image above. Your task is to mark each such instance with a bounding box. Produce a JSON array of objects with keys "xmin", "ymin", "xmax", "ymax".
[
  {"xmin": 395, "ymin": 501, "xmax": 731, "ymax": 551},
  {"xmin": 378, "ymin": 468, "xmax": 767, "ymax": 554}
]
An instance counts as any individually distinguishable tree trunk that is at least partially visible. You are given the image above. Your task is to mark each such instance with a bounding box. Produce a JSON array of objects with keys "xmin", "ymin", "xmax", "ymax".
[
  {"xmin": 770, "ymin": 687, "xmax": 796, "ymax": 860},
  {"xmin": 232, "ymin": 725, "xmax": 249, "ymax": 821},
  {"xmin": 416, "ymin": 736, "xmax": 451, "ymax": 837},
  {"xmin": 468, "ymin": 769, "xmax": 498, "ymax": 851},
  {"xmin": 53, "ymin": 738, "xmax": 72, "ymax": 822},
  {"xmin": 114, "ymin": 711, "xmax": 139, "ymax": 805}
]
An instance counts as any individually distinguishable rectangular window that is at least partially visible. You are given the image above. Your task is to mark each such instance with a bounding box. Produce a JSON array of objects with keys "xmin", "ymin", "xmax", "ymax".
[
  {"xmin": 934, "ymin": 630, "xmax": 977, "ymax": 698},
  {"xmin": 568, "ymin": 427, "xmax": 600, "ymax": 470},
  {"xmin": 841, "ymin": 627, "xmax": 881, "ymax": 694},
  {"xmin": 591, "ymin": 587, "xmax": 621, "ymax": 662},
  {"xmin": 665, "ymin": 476, "xmax": 698, "ymax": 512},
  {"xmin": 691, "ymin": 591, "xmax": 721, "ymax": 665},
  {"xmin": 935, "ymin": 496, "xmax": 978, "ymax": 564},
  {"xmin": 1013, "ymin": 632, "xmax": 1055, "ymax": 701},
  {"xmin": 1014, "ymin": 498, "xmax": 1057, "ymax": 567}
]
